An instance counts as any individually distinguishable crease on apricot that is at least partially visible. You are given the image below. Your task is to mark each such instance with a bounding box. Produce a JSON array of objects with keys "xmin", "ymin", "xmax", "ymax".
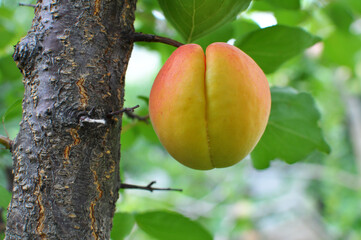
[{"xmin": 202, "ymin": 50, "xmax": 214, "ymax": 168}]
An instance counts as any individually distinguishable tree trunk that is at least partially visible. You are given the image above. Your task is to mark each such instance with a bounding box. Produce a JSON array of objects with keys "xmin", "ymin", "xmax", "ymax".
[{"xmin": 6, "ymin": 0, "xmax": 137, "ymax": 239}]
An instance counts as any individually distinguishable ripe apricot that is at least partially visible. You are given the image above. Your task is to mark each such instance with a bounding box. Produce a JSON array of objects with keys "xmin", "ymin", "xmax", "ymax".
[{"xmin": 149, "ymin": 42, "xmax": 271, "ymax": 170}]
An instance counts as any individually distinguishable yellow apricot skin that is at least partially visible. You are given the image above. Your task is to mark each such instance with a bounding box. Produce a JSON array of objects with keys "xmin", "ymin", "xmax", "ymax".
[{"xmin": 149, "ymin": 42, "xmax": 271, "ymax": 170}]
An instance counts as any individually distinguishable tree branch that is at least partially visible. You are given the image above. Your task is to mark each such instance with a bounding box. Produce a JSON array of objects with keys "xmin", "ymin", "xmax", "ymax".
[
  {"xmin": 19, "ymin": 3, "xmax": 36, "ymax": 8},
  {"xmin": 0, "ymin": 135, "xmax": 12, "ymax": 150},
  {"xmin": 124, "ymin": 111, "xmax": 149, "ymax": 123},
  {"xmin": 120, "ymin": 181, "xmax": 182, "ymax": 192},
  {"xmin": 107, "ymin": 105, "xmax": 140, "ymax": 117},
  {"xmin": 132, "ymin": 32, "xmax": 184, "ymax": 48}
]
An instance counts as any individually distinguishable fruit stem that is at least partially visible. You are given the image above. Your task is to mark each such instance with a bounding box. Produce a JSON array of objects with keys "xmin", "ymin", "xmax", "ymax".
[{"xmin": 132, "ymin": 32, "xmax": 184, "ymax": 48}]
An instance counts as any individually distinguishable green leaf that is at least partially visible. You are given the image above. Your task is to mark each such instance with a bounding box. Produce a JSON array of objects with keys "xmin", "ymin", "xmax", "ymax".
[
  {"xmin": 325, "ymin": 2, "xmax": 354, "ymax": 32},
  {"xmin": 250, "ymin": 1, "xmax": 308, "ymax": 26},
  {"xmin": 346, "ymin": 0, "xmax": 361, "ymax": 14},
  {"xmin": 251, "ymin": 87, "xmax": 330, "ymax": 169},
  {"xmin": 137, "ymin": 95, "xmax": 149, "ymax": 106},
  {"xmin": 111, "ymin": 212, "xmax": 135, "ymax": 240},
  {"xmin": 322, "ymin": 31, "xmax": 361, "ymax": 68},
  {"xmin": 232, "ymin": 18, "xmax": 260, "ymax": 38},
  {"xmin": 0, "ymin": 185, "xmax": 11, "ymax": 208},
  {"xmin": 194, "ymin": 22, "xmax": 234, "ymax": 50},
  {"xmin": 1, "ymin": 98, "xmax": 22, "ymax": 122},
  {"xmin": 135, "ymin": 211, "xmax": 213, "ymax": 240},
  {"xmin": 273, "ymin": 9, "xmax": 309, "ymax": 26},
  {"xmin": 157, "ymin": 0, "xmax": 251, "ymax": 42},
  {"xmin": 260, "ymin": 0, "xmax": 300, "ymax": 10},
  {"xmin": 235, "ymin": 25, "xmax": 321, "ymax": 74}
]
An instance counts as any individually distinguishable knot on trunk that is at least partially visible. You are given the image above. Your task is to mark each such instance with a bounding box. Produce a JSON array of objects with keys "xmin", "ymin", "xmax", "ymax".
[{"xmin": 13, "ymin": 33, "xmax": 42, "ymax": 73}]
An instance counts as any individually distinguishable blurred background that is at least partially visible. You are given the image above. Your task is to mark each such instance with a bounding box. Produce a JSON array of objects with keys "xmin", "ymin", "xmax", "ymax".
[{"xmin": 1, "ymin": 0, "xmax": 361, "ymax": 239}]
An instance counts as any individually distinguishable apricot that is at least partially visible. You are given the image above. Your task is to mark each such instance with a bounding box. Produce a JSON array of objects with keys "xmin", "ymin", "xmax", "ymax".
[{"xmin": 149, "ymin": 42, "xmax": 271, "ymax": 170}]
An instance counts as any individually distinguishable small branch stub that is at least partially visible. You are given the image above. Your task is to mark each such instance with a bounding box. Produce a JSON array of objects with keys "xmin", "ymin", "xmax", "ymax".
[
  {"xmin": 120, "ymin": 181, "xmax": 182, "ymax": 192},
  {"xmin": 19, "ymin": 3, "xmax": 36, "ymax": 8},
  {"xmin": 125, "ymin": 111, "xmax": 149, "ymax": 123},
  {"xmin": 133, "ymin": 33, "xmax": 184, "ymax": 48},
  {"xmin": 108, "ymin": 105, "xmax": 140, "ymax": 117},
  {"xmin": 109, "ymin": 105, "xmax": 149, "ymax": 123},
  {"xmin": 0, "ymin": 135, "xmax": 12, "ymax": 150}
]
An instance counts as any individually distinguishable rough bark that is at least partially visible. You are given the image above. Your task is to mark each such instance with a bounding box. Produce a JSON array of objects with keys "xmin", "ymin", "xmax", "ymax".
[{"xmin": 6, "ymin": 0, "xmax": 137, "ymax": 239}]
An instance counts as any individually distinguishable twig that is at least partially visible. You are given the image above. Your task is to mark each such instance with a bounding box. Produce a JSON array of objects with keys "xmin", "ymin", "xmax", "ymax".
[
  {"xmin": 120, "ymin": 181, "xmax": 182, "ymax": 192},
  {"xmin": 125, "ymin": 112, "xmax": 149, "ymax": 123},
  {"xmin": 19, "ymin": 3, "xmax": 36, "ymax": 7},
  {"xmin": 0, "ymin": 135, "xmax": 12, "ymax": 150},
  {"xmin": 107, "ymin": 105, "xmax": 140, "ymax": 117},
  {"xmin": 133, "ymin": 32, "xmax": 184, "ymax": 48}
]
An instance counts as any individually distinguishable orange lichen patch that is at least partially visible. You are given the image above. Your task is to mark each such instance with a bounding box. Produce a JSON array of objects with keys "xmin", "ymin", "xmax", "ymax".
[
  {"xmin": 27, "ymin": 75, "xmax": 40, "ymax": 108},
  {"xmin": 104, "ymin": 158, "xmax": 115, "ymax": 179},
  {"xmin": 70, "ymin": 60, "xmax": 78, "ymax": 68},
  {"xmin": 69, "ymin": 128, "xmax": 80, "ymax": 144},
  {"xmin": 84, "ymin": 28, "xmax": 95, "ymax": 42},
  {"xmin": 121, "ymin": 0, "xmax": 130, "ymax": 25},
  {"xmin": 37, "ymin": 195, "xmax": 46, "ymax": 239},
  {"xmin": 64, "ymin": 128, "xmax": 80, "ymax": 163},
  {"xmin": 86, "ymin": 64, "xmax": 96, "ymax": 68},
  {"xmin": 117, "ymin": 89, "xmax": 122, "ymax": 102},
  {"xmin": 102, "ymin": 128, "xmax": 109, "ymax": 144},
  {"xmin": 89, "ymin": 201, "xmax": 98, "ymax": 239},
  {"xmin": 102, "ymin": 92, "xmax": 112, "ymax": 99},
  {"xmin": 119, "ymin": 66, "xmax": 127, "ymax": 84},
  {"xmin": 23, "ymin": 115, "xmax": 42, "ymax": 152},
  {"xmin": 102, "ymin": 129, "xmax": 114, "ymax": 178},
  {"xmin": 36, "ymin": 169, "xmax": 46, "ymax": 239},
  {"xmin": 64, "ymin": 146, "xmax": 70, "ymax": 162},
  {"xmin": 89, "ymin": 127, "xmax": 107, "ymax": 239},
  {"xmin": 105, "ymin": 162, "xmax": 115, "ymax": 179},
  {"xmin": 94, "ymin": 0, "xmax": 101, "ymax": 16},
  {"xmin": 76, "ymin": 77, "xmax": 89, "ymax": 109},
  {"xmin": 89, "ymin": 166, "xmax": 103, "ymax": 240}
]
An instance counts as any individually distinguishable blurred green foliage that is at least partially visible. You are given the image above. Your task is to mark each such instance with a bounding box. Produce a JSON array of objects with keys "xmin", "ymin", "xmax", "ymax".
[{"xmin": 1, "ymin": 0, "xmax": 361, "ymax": 239}]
